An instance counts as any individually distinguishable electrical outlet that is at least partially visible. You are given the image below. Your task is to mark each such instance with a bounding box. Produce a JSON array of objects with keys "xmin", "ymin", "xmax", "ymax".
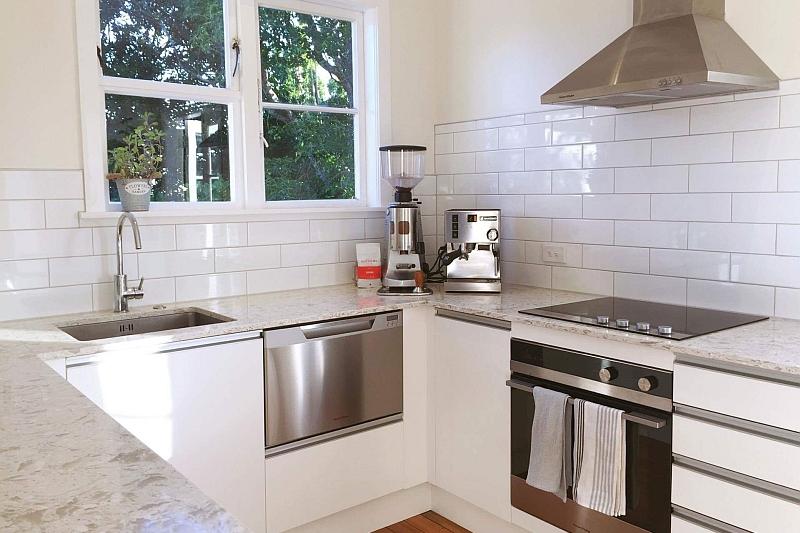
[{"xmin": 543, "ymin": 245, "xmax": 566, "ymax": 264}]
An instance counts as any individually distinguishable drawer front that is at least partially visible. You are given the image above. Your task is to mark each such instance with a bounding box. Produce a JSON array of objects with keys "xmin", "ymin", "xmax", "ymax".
[
  {"xmin": 674, "ymin": 363, "xmax": 800, "ymax": 432},
  {"xmin": 674, "ymin": 413, "xmax": 800, "ymax": 490},
  {"xmin": 671, "ymin": 515, "xmax": 715, "ymax": 533},
  {"xmin": 672, "ymin": 464, "xmax": 800, "ymax": 533}
]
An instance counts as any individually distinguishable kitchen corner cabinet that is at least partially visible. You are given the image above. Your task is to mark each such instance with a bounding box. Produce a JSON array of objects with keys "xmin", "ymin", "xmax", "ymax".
[
  {"xmin": 66, "ymin": 333, "xmax": 266, "ymax": 532},
  {"xmin": 433, "ymin": 312, "xmax": 511, "ymax": 521}
]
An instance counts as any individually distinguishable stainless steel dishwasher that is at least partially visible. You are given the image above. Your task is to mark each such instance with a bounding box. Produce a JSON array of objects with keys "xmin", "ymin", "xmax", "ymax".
[{"xmin": 264, "ymin": 311, "xmax": 403, "ymax": 456}]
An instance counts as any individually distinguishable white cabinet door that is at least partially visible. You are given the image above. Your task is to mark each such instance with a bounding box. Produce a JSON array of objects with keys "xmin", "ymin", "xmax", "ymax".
[
  {"xmin": 67, "ymin": 335, "xmax": 265, "ymax": 532},
  {"xmin": 433, "ymin": 314, "xmax": 511, "ymax": 520}
]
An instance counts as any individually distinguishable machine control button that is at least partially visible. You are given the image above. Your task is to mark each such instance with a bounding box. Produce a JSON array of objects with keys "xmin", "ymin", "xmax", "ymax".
[
  {"xmin": 598, "ymin": 367, "xmax": 618, "ymax": 383},
  {"xmin": 636, "ymin": 322, "xmax": 651, "ymax": 332},
  {"xmin": 616, "ymin": 318, "xmax": 630, "ymax": 328},
  {"xmin": 486, "ymin": 228, "xmax": 499, "ymax": 241},
  {"xmin": 596, "ymin": 315, "xmax": 609, "ymax": 325},
  {"xmin": 657, "ymin": 325, "xmax": 672, "ymax": 336},
  {"xmin": 638, "ymin": 376, "xmax": 658, "ymax": 392}
]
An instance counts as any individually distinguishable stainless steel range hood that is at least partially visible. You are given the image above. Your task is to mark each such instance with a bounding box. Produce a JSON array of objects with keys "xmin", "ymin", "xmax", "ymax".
[{"xmin": 541, "ymin": 0, "xmax": 779, "ymax": 108}]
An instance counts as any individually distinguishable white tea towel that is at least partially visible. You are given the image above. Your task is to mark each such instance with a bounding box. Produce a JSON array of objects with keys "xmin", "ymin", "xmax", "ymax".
[
  {"xmin": 572, "ymin": 399, "xmax": 627, "ymax": 516},
  {"xmin": 525, "ymin": 387, "xmax": 572, "ymax": 502}
]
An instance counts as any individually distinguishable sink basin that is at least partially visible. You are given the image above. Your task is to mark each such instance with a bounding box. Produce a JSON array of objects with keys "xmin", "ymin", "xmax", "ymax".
[{"xmin": 59, "ymin": 309, "xmax": 234, "ymax": 341}]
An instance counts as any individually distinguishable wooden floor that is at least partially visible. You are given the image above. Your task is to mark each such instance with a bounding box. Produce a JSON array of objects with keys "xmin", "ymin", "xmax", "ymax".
[{"xmin": 374, "ymin": 511, "xmax": 472, "ymax": 533}]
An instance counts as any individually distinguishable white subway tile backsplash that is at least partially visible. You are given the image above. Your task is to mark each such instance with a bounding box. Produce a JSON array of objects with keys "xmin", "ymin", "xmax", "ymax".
[
  {"xmin": 436, "ymin": 153, "xmax": 476, "ymax": 174},
  {"xmin": 435, "ymin": 121, "xmax": 476, "ymax": 134},
  {"xmin": 498, "ymin": 123, "xmax": 551, "ymax": 149},
  {"xmin": 44, "ymin": 199, "xmax": 83, "ymax": 228},
  {"xmin": 613, "ymin": 273, "xmax": 687, "ymax": 305},
  {"xmin": 583, "ymin": 194, "xmax": 650, "ymax": 220},
  {"xmin": 0, "ymin": 170, "xmax": 83, "ymax": 200},
  {"xmin": 0, "ymin": 259, "xmax": 49, "ymax": 292},
  {"xmin": 691, "ymin": 98, "xmax": 780, "ymax": 134},
  {"xmin": 583, "ymin": 245, "xmax": 649, "ymax": 274},
  {"xmin": 176, "ymin": 223, "xmax": 247, "ymax": 249},
  {"xmin": 525, "ymin": 145, "xmax": 582, "ymax": 170},
  {"xmin": 526, "ymin": 241, "xmax": 582, "ymax": 267},
  {"xmin": 615, "ymin": 221, "xmax": 688, "ymax": 249},
  {"xmin": 281, "ymin": 241, "xmax": 338, "ymax": 267},
  {"xmin": 778, "ymin": 161, "xmax": 800, "ymax": 191},
  {"xmin": 93, "ymin": 225, "xmax": 176, "ymax": 254},
  {"xmin": 614, "ymin": 166, "xmax": 689, "ymax": 193},
  {"xmin": 777, "ymin": 225, "xmax": 800, "ymax": 256},
  {"xmin": 454, "ymin": 129, "xmax": 498, "ymax": 153},
  {"xmin": 502, "ymin": 217, "xmax": 551, "ymax": 241},
  {"xmin": 525, "ymin": 195, "xmax": 582, "ymax": 218},
  {"xmin": 309, "ymin": 262, "xmax": 355, "ymax": 287},
  {"xmin": 525, "ymin": 107, "xmax": 582, "ymax": 123},
  {"xmin": 689, "ymin": 222, "xmax": 776, "ymax": 254},
  {"xmin": 732, "ymin": 193, "xmax": 800, "ymax": 223},
  {"xmin": 688, "ymin": 280, "xmax": 775, "ymax": 315},
  {"xmin": 499, "ymin": 171, "xmax": 551, "ymax": 194},
  {"xmin": 552, "ymin": 169, "xmax": 614, "ymax": 194},
  {"xmin": 215, "ymin": 246, "xmax": 281, "ymax": 272},
  {"xmin": 453, "ymin": 174, "xmax": 499, "ymax": 194},
  {"xmin": 689, "ymin": 161, "xmax": 778, "ymax": 192},
  {"xmin": 175, "ymin": 272, "xmax": 247, "ymax": 301},
  {"xmin": 247, "ymin": 266, "xmax": 308, "ymax": 293},
  {"xmin": 0, "ymin": 229, "xmax": 92, "ymax": 260},
  {"xmin": 92, "ymin": 277, "xmax": 176, "ymax": 311},
  {"xmin": 583, "ymin": 140, "xmax": 651, "ymax": 168},
  {"xmin": 435, "ymin": 133, "xmax": 454, "ymax": 154},
  {"xmin": 49, "ymin": 254, "xmax": 137, "ymax": 287},
  {"xmin": 476, "ymin": 195, "xmax": 525, "ymax": 217},
  {"xmin": 364, "ymin": 217, "xmax": 384, "ymax": 239},
  {"xmin": 781, "ymin": 94, "xmax": 800, "ymax": 127},
  {"xmin": 652, "ymin": 133, "xmax": 732, "ymax": 165},
  {"xmin": 418, "ymin": 195, "xmax": 437, "ymax": 216},
  {"xmin": 138, "ymin": 249, "xmax": 214, "ymax": 278},
  {"xmin": 652, "ymin": 95, "xmax": 732, "ymax": 110},
  {"xmin": 650, "ymin": 249, "xmax": 730, "ymax": 281},
  {"xmin": 553, "ymin": 219, "xmax": 614, "ymax": 245},
  {"xmin": 476, "ymin": 149, "xmax": 524, "ymax": 172},
  {"xmin": 248, "ymin": 220, "xmax": 309, "ymax": 245},
  {"xmin": 436, "ymin": 175, "xmax": 454, "ymax": 194},
  {"xmin": 476, "ymin": 115, "xmax": 525, "ymax": 129},
  {"xmin": 734, "ymin": 127, "xmax": 800, "ymax": 161},
  {"xmin": 437, "ymin": 195, "xmax": 476, "ymax": 214},
  {"xmin": 501, "ymin": 240, "xmax": 526, "ymax": 263},
  {"xmin": 0, "ymin": 200, "xmax": 45, "ymax": 230},
  {"xmin": 775, "ymin": 288, "xmax": 800, "ymax": 319},
  {"xmin": 552, "ymin": 117, "xmax": 614, "ymax": 145},
  {"xmin": 552, "ymin": 267, "xmax": 613, "ymax": 295},
  {"xmin": 583, "ymin": 104, "xmax": 652, "ymax": 117},
  {"xmin": 651, "ymin": 193, "xmax": 731, "ymax": 222},
  {"xmin": 731, "ymin": 253, "xmax": 800, "ymax": 288},
  {"xmin": 415, "ymin": 175, "xmax": 437, "ymax": 196},
  {"xmin": 503, "ymin": 262, "xmax": 551, "ymax": 287},
  {"xmin": 615, "ymin": 108, "xmax": 689, "ymax": 140},
  {"xmin": 0, "ymin": 285, "xmax": 93, "ymax": 321},
  {"xmin": 310, "ymin": 218, "xmax": 365, "ymax": 242}
]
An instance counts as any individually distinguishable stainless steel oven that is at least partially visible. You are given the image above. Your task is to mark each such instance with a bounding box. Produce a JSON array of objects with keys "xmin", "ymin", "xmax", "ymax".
[
  {"xmin": 264, "ymin": 312, "xmax": 403, "ymax": 456},
  {"xmin": 509, "ymin": 339, "xmax": 672, "ymax": 533}
]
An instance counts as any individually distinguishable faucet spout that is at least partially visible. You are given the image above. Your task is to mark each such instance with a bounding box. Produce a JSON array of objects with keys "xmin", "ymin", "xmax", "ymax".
[{"xmin": 114, "ymin": 212, "xmax": 144, "ymax": 312}]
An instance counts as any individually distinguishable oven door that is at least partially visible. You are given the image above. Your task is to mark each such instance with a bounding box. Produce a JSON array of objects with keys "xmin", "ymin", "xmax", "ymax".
[{"xmin": 510, "ymin": 374, "xmax": 672, "ymax": 533}]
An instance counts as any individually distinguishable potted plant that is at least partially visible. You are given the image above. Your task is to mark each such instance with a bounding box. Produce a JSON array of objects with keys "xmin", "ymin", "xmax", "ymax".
[{"xmin": 107, "ymin": 112, "xmax": 165, "ymax": 212}]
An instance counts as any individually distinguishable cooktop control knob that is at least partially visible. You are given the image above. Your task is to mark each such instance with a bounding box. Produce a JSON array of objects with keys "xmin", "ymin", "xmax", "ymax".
[
  {"xmin": 658, "ymin": 325, "xmax": 673, "ymax": 336},
  {"xmin": 596, "ymin": 315, "xmax": 610, "ymax": 325},
  {"xmin": 599, "ymin": 367, "xmax": 618, "ymax": 383},
  {"xmin": 636, "ymin": 322, "xmax": 651, "ymax": 332},
  {"xmin": 616, "ymin": 318, "xmax": 630, "ymax": 328},
  {"xmin": 486, "ymin": 228, "xmax": 499, "ymax": 241},
  {"xmin": 638, "ymin": 376, "xmax": 658, "ymax": 392}
]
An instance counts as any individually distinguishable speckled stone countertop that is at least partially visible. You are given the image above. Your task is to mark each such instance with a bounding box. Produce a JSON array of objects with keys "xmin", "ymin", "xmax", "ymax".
[{"xmin": 2, "ymin": 284, "xmax": 800, "ymax": 531}]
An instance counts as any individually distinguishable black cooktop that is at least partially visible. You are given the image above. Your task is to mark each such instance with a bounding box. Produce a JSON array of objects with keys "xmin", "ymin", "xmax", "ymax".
[{"xmin": 519, "ymin": 297, "xmax": 769, "ymax": 340}]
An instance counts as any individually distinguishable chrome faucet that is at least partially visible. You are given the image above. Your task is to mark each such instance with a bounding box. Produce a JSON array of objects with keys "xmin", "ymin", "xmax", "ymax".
[{"xmin": 114, "ymin": 213, "xmax": 144, "ymax": 312}]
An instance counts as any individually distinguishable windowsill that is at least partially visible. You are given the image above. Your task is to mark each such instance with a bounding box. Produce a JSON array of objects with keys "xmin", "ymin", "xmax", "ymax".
[{"xmin": 79, "ymin": 206, "xmax": 385, "ymax": 225}]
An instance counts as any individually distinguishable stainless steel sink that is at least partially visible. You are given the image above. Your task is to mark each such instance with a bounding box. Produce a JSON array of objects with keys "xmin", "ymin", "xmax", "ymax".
[{"xmin": 59, "ymin": 309, "xmax": 234, "ymax": 341}]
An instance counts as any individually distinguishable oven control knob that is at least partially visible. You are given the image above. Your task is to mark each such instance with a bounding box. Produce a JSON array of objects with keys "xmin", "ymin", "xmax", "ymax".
[
  {"xmin": 616, "ymin": 318, "xmax": 630, "ymax": 328},
  {"xmin": 638, "ymin": 376, "xmax": 658, "ymax": 392},
  {"xmin": 636, "ymin": 322, "xmax": 651, "ymax": 332},
  {"xmin": 596, "ymin": 315, "xmax": 610, "ymax": 325},
  {"xmin": 599, "ymin": 367, "xmax": 618, "ymax": 383},
  {"xmin": 486, "ymin": 228, "xmax": 499, "ymax": 241}
]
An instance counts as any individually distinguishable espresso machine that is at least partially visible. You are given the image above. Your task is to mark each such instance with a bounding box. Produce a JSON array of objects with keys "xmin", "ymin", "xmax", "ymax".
[
  {"xmin": 443, "ymin": 209, "xmax": 501, "ymax": 292},
  {"xmin": 378, "ymin": 145, "xmax": 432, "ymax": 295}
]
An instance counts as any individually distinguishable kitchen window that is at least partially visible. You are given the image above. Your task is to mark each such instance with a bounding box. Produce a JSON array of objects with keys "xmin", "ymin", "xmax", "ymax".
[{"xmin": 76, "ymin": 0, "xmax": 383, "ymax": 213}]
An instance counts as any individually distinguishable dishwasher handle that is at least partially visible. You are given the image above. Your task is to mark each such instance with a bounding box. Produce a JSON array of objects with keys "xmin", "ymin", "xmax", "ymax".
[{"xmin": 300, "ymin": 317, "xmax": 376, "ymax": 339}]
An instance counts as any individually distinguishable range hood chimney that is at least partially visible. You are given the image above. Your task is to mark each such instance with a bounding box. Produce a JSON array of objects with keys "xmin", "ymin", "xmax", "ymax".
[{"xmin": 541, "ymin": 0, "xmax": 779, "ymax": 108}]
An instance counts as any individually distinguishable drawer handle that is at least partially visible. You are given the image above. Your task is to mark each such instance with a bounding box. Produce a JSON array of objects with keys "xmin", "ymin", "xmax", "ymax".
[
  {"xmin": 672, "ymin": 505, "xmax": 749, "ymax": 533},
  {"xmin": 300, "ymin": 318, "xmax": 375, "ymax": 339}
]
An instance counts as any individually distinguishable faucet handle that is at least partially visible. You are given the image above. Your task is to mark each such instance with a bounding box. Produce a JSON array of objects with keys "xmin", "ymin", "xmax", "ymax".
[{"xmin": 135, "ymin": 277, "xmax": 145, "ymax": 291}]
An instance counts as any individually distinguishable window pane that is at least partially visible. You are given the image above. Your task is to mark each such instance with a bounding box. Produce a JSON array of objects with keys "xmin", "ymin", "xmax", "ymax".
[
  {"xmin": 100, "ymin": 0, "xmax": 226, "ymax": 87},
  {"xmin": 263, "ymin": 110, "xmax": 355, "ymax": 201},
  {"xmin": 106, "ymin": 94, "xmax": 231, "ymax": 203},
  {"xmin": 259, "ymin": 7, "xmax": 354, "ymax": 108}
]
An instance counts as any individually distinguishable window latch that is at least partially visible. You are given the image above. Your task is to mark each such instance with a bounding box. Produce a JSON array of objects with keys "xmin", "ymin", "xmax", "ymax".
[
  {"xmin": 231, "ymin": 38, "xmax": 241, "ymax": 78},
  {"xmin": 96, "ymin": 45, "xmax": 106, "ymax": 74}
]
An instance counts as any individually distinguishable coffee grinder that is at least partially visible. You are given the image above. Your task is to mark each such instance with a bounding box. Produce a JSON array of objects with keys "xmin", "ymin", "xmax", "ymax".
[{"xmin": 378, "ymin": 145, "xmax": 432, "ymax": 295}]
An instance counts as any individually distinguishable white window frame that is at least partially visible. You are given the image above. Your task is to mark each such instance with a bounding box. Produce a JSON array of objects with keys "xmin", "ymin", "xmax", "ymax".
[{"xmin": 75, "ymin": 0, "xmax": 387, "ymax": 214}]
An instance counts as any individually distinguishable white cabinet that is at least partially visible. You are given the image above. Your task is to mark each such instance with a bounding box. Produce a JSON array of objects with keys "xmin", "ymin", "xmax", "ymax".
[
  {"xmin": 433, "ymin": 312, "xmax": 511, "ymax": 521},
  {"xmin": 67, "ymin": 333, "xmax": 265, "ymax": 532}
]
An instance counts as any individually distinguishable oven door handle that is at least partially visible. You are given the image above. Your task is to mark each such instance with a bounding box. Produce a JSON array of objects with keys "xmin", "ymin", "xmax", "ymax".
[{"xmin": 506, "ymin": 379, "xmax": 667, "ymax": 429}]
